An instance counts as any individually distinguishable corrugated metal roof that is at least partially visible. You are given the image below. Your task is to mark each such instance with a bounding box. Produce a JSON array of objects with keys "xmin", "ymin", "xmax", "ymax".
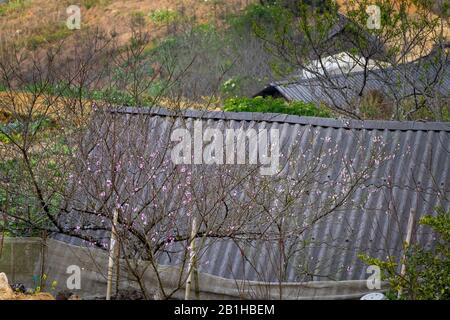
[
  {"xmin": 255, "ymin": 55, "xmax": 450, "ymax": 109},
  {"xmin": 55, "ymin": 107, "xmax": 450, "ymax": 283}
]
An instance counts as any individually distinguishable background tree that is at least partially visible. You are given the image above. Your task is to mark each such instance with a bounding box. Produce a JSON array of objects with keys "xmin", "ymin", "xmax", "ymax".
[{"xmin": 251, "ymin": 0, "xmax": 450, "ymax": 120}]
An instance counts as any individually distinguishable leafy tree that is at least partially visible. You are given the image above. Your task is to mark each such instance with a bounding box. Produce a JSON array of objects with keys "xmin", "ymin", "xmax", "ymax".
[
  {"xmin": 249, "ymin": 0, "xmax": 450, "ymax": 121},
  {"xmin": 359, "ymin": 208, "xmax": 450, "ymax": 300}
]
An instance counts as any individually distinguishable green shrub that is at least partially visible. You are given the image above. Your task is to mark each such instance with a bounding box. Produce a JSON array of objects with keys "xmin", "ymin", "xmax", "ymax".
[
  {"xmin": 359, "ymin": 90, "xmax": 393, "ymax": 120},
  {"xmin": 24, "ymin": 23, "xmax": 72, "ymax": 50},
  {"xmin": 89, "ymin": 88, "xmax": 137, "ymax": 106},
  {"xmin": 223, "ymin": 96, "xmax": 332, "ymax": 117},
  {"xmin": 221, "ymin": 78, "xmax": 241, "ymax": 96},
  {"xmin": 148, "ymin": 9, "xmax": 179, "ymax": 25},
  {"xmin": 130, "ymin": 11, "xmax": 147, "ymax": 28},
  {"xmin": 359, "ymin": 208, "xmax": 450, "ymax": 300},
  {"xmin": 82, "ymin": 0, "xmax": 110, "ymax": 10},
  {"xmin": 0, "ymin": 0, "xmax": 31, "ymax": 16},
  {"xmin": 0, "ymin": 115, "xmax": 55, "ymax": 144},
  {"xmin": 228, "ymin": 3, "xmax": 292, "ymax": 33},
  {"xmin": 0, "ymin": 156, "xmax": 63, "ymax": 237}
]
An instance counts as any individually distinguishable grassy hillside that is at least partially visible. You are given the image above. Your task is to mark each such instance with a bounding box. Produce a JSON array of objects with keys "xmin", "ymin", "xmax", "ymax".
[
  {"xmin": 0, "ymin": 0, "xmax": 251, "ymax": 48},
  {"xmin": 0, "ymin": 0, "xmax": 448, "ymax": 121},
  {"xmin": 1, "ymin": 1, "xmax": 447, "ymax": 54}
]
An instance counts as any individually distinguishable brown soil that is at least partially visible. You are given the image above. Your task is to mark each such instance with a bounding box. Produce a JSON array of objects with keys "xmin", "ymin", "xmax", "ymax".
[
  {"xmin": 0, "ymin": 272, "xmax": 55, "ymax": 300},
  {"xmin": 0, "ymin": 292, "xmax": 55, "ymax": 300},
  {"xmin": 0, "ymin": 0, "xmax": 250, "ymax": 46}
]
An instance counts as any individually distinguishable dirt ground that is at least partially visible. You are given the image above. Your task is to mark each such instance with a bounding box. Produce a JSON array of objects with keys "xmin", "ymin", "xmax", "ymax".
[
  {"xmin": 0, "ymin": 273, "xmax": 55, "ymax": 300},
  {"xmin": 0, "ymin": 291, "xmax": 55, "ymax": 300},
  {"xmin": 0, "ymin": 0, "xmax": 250, "ymax": 45}
]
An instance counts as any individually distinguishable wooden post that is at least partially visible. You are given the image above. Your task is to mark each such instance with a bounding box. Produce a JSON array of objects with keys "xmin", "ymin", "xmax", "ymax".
[
  {"xmin": 39, "ymin": 232, "xmax": 47, "ymax": 289},
  {"xmin": 0, "ymin": 222, "xmax": 4, "ymax": 259},
  {"xmin": 0, "ymin": 193, "xmax": 7, "ymax": 259},
  {"xmin": 184, "ymin": 216, "xmax": 198, "ymax": 300},
  {"xmin": 106, "ymin": 209, "xmax": 119, "ymax": 300},
  {"xmin": 398, "ymin": 210, "xmax": 415, "ymax": 298},
  {"xmin": 193, "ymin": 260, "xmax": 200, "ymax": 300},
  {"xmin": 115, "ymin": 245, "xmax": 120, "ymax": 296}
]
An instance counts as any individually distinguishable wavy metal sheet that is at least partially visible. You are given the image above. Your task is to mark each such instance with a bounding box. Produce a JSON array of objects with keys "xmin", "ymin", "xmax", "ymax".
[
  {"xmin": 56, "ymin": 107, "xmax": 450, "ymax": 283},
  {"xmin": 256, "ymin": 56, "xmax": 450, "ymax": 109}
]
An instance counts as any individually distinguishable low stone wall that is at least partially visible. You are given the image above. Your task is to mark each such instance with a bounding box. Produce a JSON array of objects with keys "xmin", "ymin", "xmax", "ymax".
[{"xmin": 0, "ymin": 237, "xmax": 386, "ymax": 299}]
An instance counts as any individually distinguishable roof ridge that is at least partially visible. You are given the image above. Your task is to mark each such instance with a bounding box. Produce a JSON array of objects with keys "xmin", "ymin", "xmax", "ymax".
[{"xmin": 109, "ymin": 106, "xmax": 450, "ymax": 132}]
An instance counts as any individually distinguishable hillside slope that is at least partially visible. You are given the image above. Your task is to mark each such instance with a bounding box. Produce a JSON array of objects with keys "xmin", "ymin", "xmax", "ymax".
[{"xmin": 0, "ymin": 0, "xmax": 251, "ymax": 47}]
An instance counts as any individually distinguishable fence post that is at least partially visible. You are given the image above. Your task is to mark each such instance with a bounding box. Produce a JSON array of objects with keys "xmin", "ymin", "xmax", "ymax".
[
  {"xmin": 106, "ymin": 209, "xmax": 119, "ymax": 300},
  {"xmin": 185, "ymin": 216, "xmax": 198, "ymax": 300},
  {"xmin": 398, "ymin": 209, "xmax": 415, "ymax": 298}
]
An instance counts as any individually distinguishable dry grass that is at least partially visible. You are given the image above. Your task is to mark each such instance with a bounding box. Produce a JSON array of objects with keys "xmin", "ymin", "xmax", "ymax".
[
  {"xmin": 336, "ymin": 0, "xmax": 450, "ymax": 61},
  {"xmin": 0, "ymin": 91, "xmax": 220, "ymax": 125},
  {"xmin": 0, "ymin": 0, "xmax": 251, "ymax": 49},
  {"xmin": 1, "ymin": 0, "xmax": 444, "ymax": 63},
  {"xmin": 0, "ymin": 291, "xmax": 55, "ymax": 300},
  {"xmin": 0, "ymin": 91, "xmax": 91, "ymax": 124}
]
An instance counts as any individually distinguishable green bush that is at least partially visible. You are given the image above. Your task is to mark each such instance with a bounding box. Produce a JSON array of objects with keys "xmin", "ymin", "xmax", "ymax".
[
  {"xmin": 0, "ymin": 0, "xmax": 31, "ymax": 16},
  {"xmin": 130, "ymin": 11, "xmax": 147, "ymax": 28},
  {"xmin": 228, "ymin": 3, "xmax": 292, "ymax": 33},
  {"xmin": 82, "ymin": 0, "xmax": 110, "ymax": 10},
  {"xmin": 148, "ymin": 9, "xmax": 179, "ymax": 25},
  {"xmin": 0, "ymin": 125, "xmax": 70, "ymax": 237},
  {"xmin": 223, "ymin": 96, "xmax": 332, "ymax": 117},
  {"xmin": 359, "ymin": 208, "xmax": 450, "ymax": 300},
  {"xmin": 0, "ymin": 115, "xmax": 55, "ymax": 144},
  {"xmin": 24, "ymin": 23, "xmax": 72, "ymax": 50}
]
